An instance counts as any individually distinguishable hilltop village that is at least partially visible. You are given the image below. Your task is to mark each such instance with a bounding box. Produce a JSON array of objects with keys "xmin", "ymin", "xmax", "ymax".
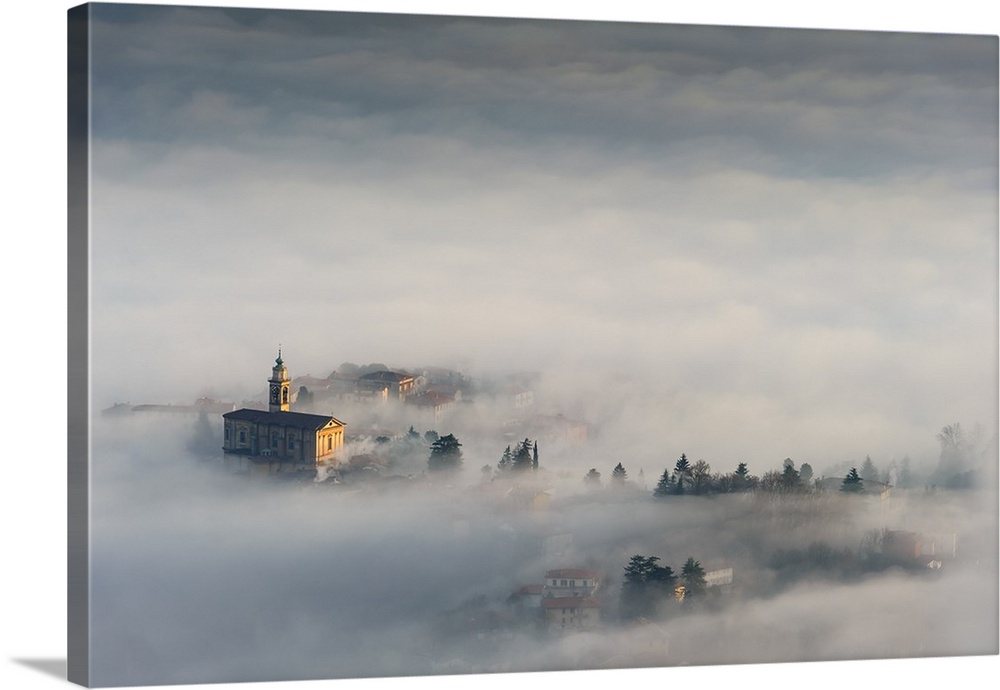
[
  {"xmin": 108, "ymin": 350, "xmax": 588, "ymax": 484},
  {"xmin": 99, "ymin": 351, "xmax": 995, "ymax": 646}
]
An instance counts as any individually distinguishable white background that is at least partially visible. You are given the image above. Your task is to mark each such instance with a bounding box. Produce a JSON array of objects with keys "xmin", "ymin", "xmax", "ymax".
[{"xmin": 2, "ymin": 1, "xmax": 997, "ymax": 689}]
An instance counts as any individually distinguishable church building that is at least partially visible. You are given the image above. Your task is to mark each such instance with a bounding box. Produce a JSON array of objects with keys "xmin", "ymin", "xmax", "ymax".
[{"xmin": 222, "ymin": 350, "xmax": 346, "ymax": 470}]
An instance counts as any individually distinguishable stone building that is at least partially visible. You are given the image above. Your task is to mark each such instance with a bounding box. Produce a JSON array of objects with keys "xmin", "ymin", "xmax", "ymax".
[{"xmin": 222, "ymin": 350, "xmax": 346, "ymax": 471}]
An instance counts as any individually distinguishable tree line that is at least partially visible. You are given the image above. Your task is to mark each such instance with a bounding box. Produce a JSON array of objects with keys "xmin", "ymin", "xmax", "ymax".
[
  {"xmin": 583, "ymin": 454, "xmax": 906, "ymax": 497},
  {"xmin": 620, "ymin": 554, "xmax": 709, "ymax": 620}
]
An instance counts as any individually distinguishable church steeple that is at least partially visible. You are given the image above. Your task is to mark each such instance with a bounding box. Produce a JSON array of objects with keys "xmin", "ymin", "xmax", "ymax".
[{"xmin": 268, "ymin": 346, "xmax": 290, "ymax": 412}]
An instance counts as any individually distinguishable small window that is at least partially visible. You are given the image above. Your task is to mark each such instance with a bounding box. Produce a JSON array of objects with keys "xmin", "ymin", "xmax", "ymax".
[
  {"xmin": 288, "ymin": 436, "xmax": 295, "ymax": 450},
  {"xmin": 271, "ymin": 432, "xmax": 279, "ymax": 448},
  {"xmin": 239, "ymin": 429, "xmax": 246, "ymax": 443}
]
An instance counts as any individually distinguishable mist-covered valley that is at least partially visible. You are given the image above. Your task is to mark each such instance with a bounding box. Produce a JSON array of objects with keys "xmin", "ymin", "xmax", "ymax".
[{"xmin": 88, "ymin": 388, "xmax": 998, "ymax": 687}]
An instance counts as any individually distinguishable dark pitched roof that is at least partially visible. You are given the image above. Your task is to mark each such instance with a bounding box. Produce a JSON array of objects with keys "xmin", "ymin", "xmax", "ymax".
[
  {"xmin": 223, "ymin": 408, "xmax": 344, "ymax": 430},
  {"xmin": 405, "ymin": 392, "xmax": 454, "ymax": 407},
  {"xmin": 359, "ymin": 370, "xmax": 413, "ymax": 383}
]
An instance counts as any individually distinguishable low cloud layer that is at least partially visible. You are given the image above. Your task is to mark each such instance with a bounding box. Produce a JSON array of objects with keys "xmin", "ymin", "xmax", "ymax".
[
  {"xmin": 86, "ymin": 7, "xmax": 996, "ymax": 472},
  {"xmin": 86, "ymin": 415, "xmax": 997, "ymax": 686},
  {"xmin": 79, "ymin": 6, "xmax": 997, "ymax": 686}
]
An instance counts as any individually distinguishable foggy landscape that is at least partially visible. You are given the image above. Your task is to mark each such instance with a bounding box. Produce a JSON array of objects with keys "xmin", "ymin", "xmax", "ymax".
[
  {"xmin": 89, "ymin": 405, "xmax": 997, "ymax": 687},
  {"xmin": 80, "ymin": 4, "xmax": 997, "ymax": 688}
]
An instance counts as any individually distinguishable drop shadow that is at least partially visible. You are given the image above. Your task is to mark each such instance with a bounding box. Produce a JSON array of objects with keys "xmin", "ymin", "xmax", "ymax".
[{"xmin": 11, "ymin": 658, "xmax": 67, "ymax": 681}]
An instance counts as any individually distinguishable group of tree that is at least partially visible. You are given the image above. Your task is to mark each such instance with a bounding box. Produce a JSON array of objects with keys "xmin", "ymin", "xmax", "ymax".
[
  {"xmin": 652, "ymin": 453, "xmax": 717, "ymax": 496},
  {"xmin": 620, "ymin": 554, "xmax": 708, "ymax": 621},
  {"xmin": 930, "ymin": 422, "xmax": 993, "ymax": 488},
  {"xmin": 757, "ymin": 458, "xmax": 812, "ymax": 493},
  {"xmin": 410, "ymin": 427, "xmax": 440, "ymax": 444},
  {"xmin": 651, "ymin": 456, "xmax": 801, "ymax": 497},
  {"xmin": 497, "ymin": 438, "xmax": 539, "ymax": 474},
  {"xmin": 427, "ymin": 433, "xmax": 463, "ymax": 473},
  {"xmin": 601, "ymin": 448, "xmax": 978, "ymax": 499},
  {"xmin": 768, "ymin": 540, "xmax": 861, "ymax": 585},
  {"xmin": 581, "ymin": 462, "xmax": 637, "ymax": 488}
]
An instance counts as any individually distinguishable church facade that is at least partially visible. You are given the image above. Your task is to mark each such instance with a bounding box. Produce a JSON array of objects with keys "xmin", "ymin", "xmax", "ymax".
[{"xmin": 222, "ymin": 351, "xmax": 346, "ymax": 470}]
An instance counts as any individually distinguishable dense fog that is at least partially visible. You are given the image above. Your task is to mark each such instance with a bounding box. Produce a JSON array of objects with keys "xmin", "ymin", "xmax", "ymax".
[
  {"xmin": 86, "ymin": 411, "xmax": 997, "ymax": 687},
  {"xmin": 78, "ymin": 5, "xmax": 998, "ymax": 687}
]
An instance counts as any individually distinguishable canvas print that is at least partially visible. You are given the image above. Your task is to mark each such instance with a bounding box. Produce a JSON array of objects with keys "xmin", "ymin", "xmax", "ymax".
[{"xmin": 68, "ymin": 3, "xmax": 999, "ymax": 687}]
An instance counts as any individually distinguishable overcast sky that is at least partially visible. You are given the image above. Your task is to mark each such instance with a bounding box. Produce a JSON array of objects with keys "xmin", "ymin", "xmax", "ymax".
[{"xmin": 86, "ymin": 3, "xmax": 997, "ymax": 471}]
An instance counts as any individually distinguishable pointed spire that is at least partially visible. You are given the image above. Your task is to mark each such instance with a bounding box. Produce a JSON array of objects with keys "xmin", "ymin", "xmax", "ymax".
[{"xmin": 275, "ymin": 344, "xmax": 283, "ymax": 367}]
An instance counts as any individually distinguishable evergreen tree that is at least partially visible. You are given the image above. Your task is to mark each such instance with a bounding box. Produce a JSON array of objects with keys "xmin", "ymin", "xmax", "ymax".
[
  {"xmin": 621, "ymin": 555, "xmax": 676, "ymax": 620},
  {"xmin": 498, "ymin": 445, "xmax": 512, "ymax": 473},
  {"xmin": 511, "ymin": 438, "xmax": 533, "ymax": 471},
  {"xmin": 841, "ymin": 467, "xmax": 864, "ymax": 493},
  {"xmin": 611, "ymin": 462, "xmax": 628, "ymax": 484},
  {"xmin": 680, "ymin": 557, "xmax": 707, "ymax": 599},
  {"xmin": 532, "ymin": 441, "xmax": 539, "ymax": 471},
  {"xmin": 428, "ymin": 433, "xmax": 463, "ymax": 473},
  {"xmin": 732, "ymin": 461, "xmax": 751, "ymax": 492},
  {"xmin": 672, "ymin": 454, "xmax": 692, "ymax": 494},
  {"xmin": 653, "ymin": 468, "xmax": 674, "ymax": 498},
  {"xmin": 799, "ymin": 462, "xmax": 814, "ymax": 487},
  {"xmin": 584, "ymin": 468, "xmax": 602, "ymax": 486},
  {"xmin": 860, "ymin": 455, "xmax": 879, "ymax": 483},
  {"xmin": 780, "ymin": 461, "xmax": 802, "ymax": 490}
]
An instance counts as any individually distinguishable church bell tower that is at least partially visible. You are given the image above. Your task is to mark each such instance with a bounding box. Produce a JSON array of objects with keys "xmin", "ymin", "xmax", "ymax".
[{"xmin": 268, "ymin": 347, "xmax": 291, "ymax": 412}]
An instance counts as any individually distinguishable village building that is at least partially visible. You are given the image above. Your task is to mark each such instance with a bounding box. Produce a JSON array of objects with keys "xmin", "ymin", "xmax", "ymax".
[
  {"xmin": 103, "ymin": 397, "xmax": 236, "ymax": 417},
  {"xmin": 404, "ymin": 391, "xmax": 456, "ymax": 425},
  {"xmin": 357, "ymin": 370, "xmax": 416, "ymax": 401},
  {"xmin": 543, "ymin": 568, "xmax": 602, "ymax": 598},
  {"xmin": 506, "ymin": 584, "xmax": 544, "ymax": 610},
  {"xmin": 495, "ymin": 384, "xmax": 534, "ymax": 412},
  {"xmin": 541, "ymin": 596, "xmax": 602, "ymax": 632},
  {"xmin": 704, "ymin": 566, "xmax": 734, "ymax": 588},
  {"xmin": 222, "ymin": 350, "xmax": 346, "ymax": 472},
  {"xmin": 509, "ymin": 567, "xmax": 604, "ymax": 633},
  {"xmin": 503, "ymin": 414, "xmax": 589, "ymax": 449}
]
